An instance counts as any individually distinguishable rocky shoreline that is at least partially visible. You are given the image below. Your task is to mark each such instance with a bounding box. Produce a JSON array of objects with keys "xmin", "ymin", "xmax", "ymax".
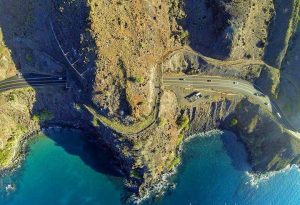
[
  {"xmin": 1, "ymin": 97, "xmax": 300, "ymax": 204},
  {"xmin": 0, "ymin": 129, "xmax": 39, "ymax": 176}
]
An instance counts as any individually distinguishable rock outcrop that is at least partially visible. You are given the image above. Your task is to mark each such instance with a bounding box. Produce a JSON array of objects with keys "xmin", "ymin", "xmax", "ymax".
[{"xmin": 0, "ymin": 0, "xmax": 300, "ymax": 202}]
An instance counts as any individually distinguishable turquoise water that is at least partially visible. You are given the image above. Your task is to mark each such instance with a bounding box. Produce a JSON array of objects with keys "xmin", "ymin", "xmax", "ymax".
[
  {"xmin": 159, "ymin": 131, "xmax": 300, "ymax": 205},
  {"xmin": 1, "ymin": 129, "xmax": 300, "ymax": 205},
  {"xmin": 0, "ymin": 129, "xmax": 124, "ymax": 205}
]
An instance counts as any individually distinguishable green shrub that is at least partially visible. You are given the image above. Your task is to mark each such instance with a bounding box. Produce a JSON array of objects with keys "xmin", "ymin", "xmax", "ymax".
[
  {"xmin": 92, "ymin": 116, "xmax": 100, "ymax": 127},
  {"xmin": 158, "ymin": 117, "xmax": 166, "ymax": 127},
  {"xmin": 25, "ymin": 53, "xmax": 33, "ymax": 62},
  {"xmin": 180, "ymin": 30, "xmax": 189, "ymax": 40},
  {"xmin": 168, "ymin": 156, "xmax": 181, "ymax": 171},
  {"xmin": 130, "ymin": 169, "xmax": 142, "ymax": 179},
  {"xmin": 229, "ymin": 118, "xmax": 238, "ymax": 127},
  {"xmin": 32, "ymin": 110, "xmax": 54, "ymax": 122},
  {"xmin": 135, "ymin": 76, "xmax": 144, "ymax": 84},
  {"xmin": 8, "ymin": 94, "xmax": 16, "ymax": 101},
  {"xmin": 17, "ymin": 125, "xmax": 28, "ymax": 133},
  {"xmin": 129, "ymin": 76, "xmax": 144, "ymax": 84},
  {"xmin": 177, "ymin": 134, "xmax": 184, "ymax": 146},
  {"xmin": 139, "ymin": 42, "xmax": 146, "ymax": 49},
  {"xmin": 32, "ymin": 115, "xmax": 39, "ymax": 122},
  {"xmin": 177, "ymin": 114, "xmax": 189, "ymax": 131}
]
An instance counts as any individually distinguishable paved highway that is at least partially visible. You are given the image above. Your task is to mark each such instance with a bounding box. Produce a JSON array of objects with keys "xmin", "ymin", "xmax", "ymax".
[
  {"xmin": 0, "ymin": 73, "xmax": 66, "ymax": 93},
  {"xmin": 163, "ymin": 75, "xmax": 295, "ymax": 131}
]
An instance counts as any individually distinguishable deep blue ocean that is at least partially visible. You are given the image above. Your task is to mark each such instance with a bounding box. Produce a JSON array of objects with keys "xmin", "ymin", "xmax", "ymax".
[{"xmin": 1, "ymin": 129, "xmax": 300, "ymax": 205}]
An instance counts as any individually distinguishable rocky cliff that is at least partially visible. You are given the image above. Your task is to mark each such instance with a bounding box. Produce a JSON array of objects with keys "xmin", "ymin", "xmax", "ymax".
[{"xmin": 0, "ymin": 0, "xmax": 300, "ymax": 202}]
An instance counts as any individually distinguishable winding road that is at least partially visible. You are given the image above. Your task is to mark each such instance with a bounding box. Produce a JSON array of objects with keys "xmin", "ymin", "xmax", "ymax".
[
  {"xmin": 0, "ymin": 73, "xmax": 67, "ymax": 93},
  {"xmin": 163, "ymin": 75, "xmax": 296, "ymax": 131}
]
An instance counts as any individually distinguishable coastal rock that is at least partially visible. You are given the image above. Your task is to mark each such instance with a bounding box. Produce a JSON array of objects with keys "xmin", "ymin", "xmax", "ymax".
[{"xmin": 0, "ymin": 0, "xmax": 300, "ymax": 202}]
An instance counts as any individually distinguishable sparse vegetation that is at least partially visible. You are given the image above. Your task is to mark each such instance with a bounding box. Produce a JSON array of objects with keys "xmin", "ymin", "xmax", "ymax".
[
  {"xmin": 158, "ymin": 117, "xmax": 167, "ymax": 127},
  {"xmin": 168, "ymin": 156, "xmax": 181, "ymax": 171},
  {"xmin": 276, "ymin": 0, "xmax": 300, "ymax": 67},
  {"xmin": 0, "ymin": 124, "xmax": 28, "ymax": 168},
  {"xmin": 129, "ymin": 76, "xmax": 144, "ymax": 84},
  {"xmin": 32, "ymin": 110, "xmax": 54, "ymax": 122},
  {"xmin": 177, "ymin": 114, "xmax": 189, "ymax": 131},
  {"xmin": 1, "ymin": 0, "xmax": 300, "ymax": 199},
  {"xmin": 0, "ymin": 137, "xmax": 16, "ymax": 167}
]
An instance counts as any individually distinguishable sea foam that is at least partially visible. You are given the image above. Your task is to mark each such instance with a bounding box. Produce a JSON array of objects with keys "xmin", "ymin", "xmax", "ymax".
[
  {"xmin": 186, "ymin": 129, "xmax": 223, "ymax": 142},
  {"xmin": 245, "ymin": 164, "xmax": 299, "ymax": 188}
]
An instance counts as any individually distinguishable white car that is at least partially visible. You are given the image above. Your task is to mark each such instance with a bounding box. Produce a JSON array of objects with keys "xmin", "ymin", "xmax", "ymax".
[{"xmin": 277, "ymin": 112, "xmax": 282, "ymax": 118}]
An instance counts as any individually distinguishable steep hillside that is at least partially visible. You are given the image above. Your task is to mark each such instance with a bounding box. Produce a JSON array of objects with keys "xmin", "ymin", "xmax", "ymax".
[{"xmin": 0, "ymin": 0, "xmax": 300, "ymax": 202}]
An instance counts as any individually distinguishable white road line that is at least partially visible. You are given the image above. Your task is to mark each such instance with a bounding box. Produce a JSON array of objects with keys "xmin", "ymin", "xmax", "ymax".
[
  {"xmin": 166, "ymin": 84, "xmax": 255, "ymax": 95},
  {"xmin": 0, "ymin": 76, "xmax": 64, "ymax": 85},
  {"xmin": 163, "ymin": 82, "xmax": 255, "ymax": 93},
  {"xmin": 0, "ymin": 83, "xmax": 66, "ymax": 92},
  {"xmin": 163, "ymin": 79, "xmax": 253, "ymax": 87},
  {"xmin": 0, "ymin": 80, "xmax": 66, "ymax": 89},
  {"xmin": 163, "ymin": 76, "xmax": 251, "ymax": 82}
]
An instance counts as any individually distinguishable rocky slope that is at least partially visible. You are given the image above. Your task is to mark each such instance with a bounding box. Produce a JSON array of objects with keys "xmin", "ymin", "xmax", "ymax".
[{"xmin": 0, "ymin": 0, "xmax": 300, "ymax": 202}]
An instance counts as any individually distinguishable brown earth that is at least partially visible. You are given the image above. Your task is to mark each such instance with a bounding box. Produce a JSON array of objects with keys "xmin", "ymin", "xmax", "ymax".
[{"xmin": 0, "ymin": 0, "xmax": 300, "ymax": 202}]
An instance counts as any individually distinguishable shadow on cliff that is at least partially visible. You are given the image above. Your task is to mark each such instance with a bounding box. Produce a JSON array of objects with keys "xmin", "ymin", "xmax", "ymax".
[
  {"xmin": 178, "ymin": 0, "xmax": 232, "ymax": 59},
  {"xmin": 0, "ymin": 0, "xmax": 121, "ymax": 178},
  {"xmin": 45, "ymin": 128, "xmax": 122, "ymax": 177},
  {"xmin": 221, "ymin": 130, "xmax": 251, "ymax": 171},
  {"xmin": 263, "ymin": 0, "xmax": 294, "ymax": 67}
]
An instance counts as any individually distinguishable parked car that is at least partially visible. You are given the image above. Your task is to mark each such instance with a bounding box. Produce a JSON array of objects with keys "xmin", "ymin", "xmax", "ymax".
[{"xmin": 185, "ymin": 92, "xmax": 202, "ymax": 102}]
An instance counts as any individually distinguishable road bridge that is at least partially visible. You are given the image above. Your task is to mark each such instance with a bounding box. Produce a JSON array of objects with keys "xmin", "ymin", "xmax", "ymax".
[{"xmin": 0, "ymin": 73, "xmax": 66, "ymax": 93}]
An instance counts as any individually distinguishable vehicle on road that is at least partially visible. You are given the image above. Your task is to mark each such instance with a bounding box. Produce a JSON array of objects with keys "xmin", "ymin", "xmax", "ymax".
[
  {"xmin": 277, "ymin": 112, "xmax": 282, "ymax": 118},
  {"xmin": 58, "ymin": 77, "xmax": 63, "ymax": 80},
  {"xmin": 207, "ymin": 79, "xmax": 211, "ymax": 82},
  {"xmin": 233, "ymin": 81, "xmax": 239, "ymax": 85},
  {"xmin": 179, "ymin": 78, "xmax": 185, "ymax": 81},
  {"xmin": 254, "ymin": 92, "xmax": 265, "ymax": 97}
]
